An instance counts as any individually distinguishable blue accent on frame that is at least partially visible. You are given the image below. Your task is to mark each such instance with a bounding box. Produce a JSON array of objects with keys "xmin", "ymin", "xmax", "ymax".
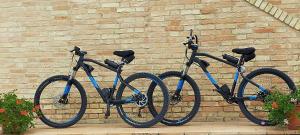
[
  {"xmin": 133, "ymin": 89, "xmax": 141, "ymax": 94},
  {"xmin": 89, "ymin": 76, "xmax": 100, "ymax": 89},
  {"xmin": 125, "ymin": 97, "xmax": 134, "ymax": 103},
  {"xmin": 63, "ymin": 85, "xmax": 71, "ymax": 95},
  {"xmin": 259, "ymin": 85, "xmax": 268, "ymax": 94},
  {"xmin": 176, "ymin": 79, "xmax": 184, "ymax": 92},
  {"xmin": 234, "ymin": 69, "xmax": 239, "ymax": 82},
  {"xmin": 113, "ymin": 75, "xmax": 119, "ymax": 87},
  {"xmin": 248, "ymin": 95, "xmax": 257, "ymax": 100},
  {"xmin": 205, "ymin": 72, "xmax": 217, "ymax": 84}
]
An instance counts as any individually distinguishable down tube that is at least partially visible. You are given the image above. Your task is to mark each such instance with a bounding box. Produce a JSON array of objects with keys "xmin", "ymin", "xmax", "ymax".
[
  {"xmin": 86, "ymin": 73, "xmax": 107, "ymax": 101},
  {"xmin": 204, "ymin": 71, "xmax": 220, "ymax": 90}
]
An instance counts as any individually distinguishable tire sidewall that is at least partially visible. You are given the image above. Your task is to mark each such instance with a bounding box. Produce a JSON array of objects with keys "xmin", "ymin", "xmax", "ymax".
[
  {"xmin": 155, "ymin": 71, "xmax": 201, "ymax": 126},
  {"xmin": 116, "ymin": 72, "xmax": 169, "ymax": 128},
  {"xmin": 34, "ymin": 75, "xmax": 87, "ymax": 128},
  {"xmin": 237, "ymin": 68, "xmax": 296, "ymax": 126}
]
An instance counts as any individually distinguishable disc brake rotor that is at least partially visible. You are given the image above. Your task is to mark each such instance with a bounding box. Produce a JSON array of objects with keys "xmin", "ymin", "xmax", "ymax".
[
  {"xmin": 53, "ymin": 94, "xmax": 67, "ymax": 109},
  {"xmin": 170, "ymin": 92, "xmax": 182, "ymax": 105},
  {"xmin": 135, "ymin": 94, "xmax": 148, "ymax": 107}
]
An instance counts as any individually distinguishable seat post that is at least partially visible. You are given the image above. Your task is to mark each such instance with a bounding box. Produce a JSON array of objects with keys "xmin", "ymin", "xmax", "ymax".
[{"xmin": 239, "ymin": 55, "xmax": 245, "ymax": 66}]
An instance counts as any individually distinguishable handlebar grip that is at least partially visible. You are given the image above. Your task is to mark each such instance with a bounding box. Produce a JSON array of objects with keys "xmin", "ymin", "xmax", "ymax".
[
  {"xmin": 71, "ymin": 46, "xmax": 87, "ymax": 56},
  {"xmin": 104, "ymin": 59, "xmax": 119, "ymax": 69}
]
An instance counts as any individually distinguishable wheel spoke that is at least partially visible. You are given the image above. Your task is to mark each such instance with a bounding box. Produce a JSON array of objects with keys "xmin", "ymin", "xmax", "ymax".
[
  {"xmin": 35, "ymin": 75, "xmax": 86, "ymax": 128},
  {"xmin": 239, "ymin": 69, "xmax": 295, "ymax": 126}
]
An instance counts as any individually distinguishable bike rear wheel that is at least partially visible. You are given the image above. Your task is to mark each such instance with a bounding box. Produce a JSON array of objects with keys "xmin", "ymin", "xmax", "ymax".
[
  {"xmin": 148, "ymin": 71, "xmax": 201, "ymax": 126},
  {"xmin": 34, "ymin": 75, "xmax": 87, "ymax": 128},
  {"xmin": 116, "ymin": 72, "xmax": 169, "ymax": 128},
  {"xmin": 238, "ymin": 68, "xmax": 296, "ymax": 126}
]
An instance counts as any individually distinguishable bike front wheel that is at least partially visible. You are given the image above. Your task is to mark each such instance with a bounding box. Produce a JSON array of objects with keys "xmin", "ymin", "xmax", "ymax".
[
  {"xmin": 148, "ymin": 71, "xmax": 201, "ymax": 126},
  {"xmin": 238, "ymin": 68, "xmax": 296, "ymax": 126},
  {"xmin": 34, "ymin": 75, "xmax": 87, "ymax": 128},
  {"xmin": 116, "ymin": 72, "xmax": 169, "ymax": 128}
]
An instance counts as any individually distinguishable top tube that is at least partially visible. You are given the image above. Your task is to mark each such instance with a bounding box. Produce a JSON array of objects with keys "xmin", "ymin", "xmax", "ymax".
[
  {"xmin": 195, "ymin": 52, "xmax": 237, "ymax": 67},
  {"xmin": 83, "ymin": 58, "xmax": 117, "ymax": 72}
]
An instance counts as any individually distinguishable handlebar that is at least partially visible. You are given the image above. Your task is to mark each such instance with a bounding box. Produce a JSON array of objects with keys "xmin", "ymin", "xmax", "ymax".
[
  {"xmin": 70, "ymin": 46, "xmax": 87, "ymax": 56},
  {"xmin": 183, "ymin": 29, "xmax": 199, "ymax": 50}
]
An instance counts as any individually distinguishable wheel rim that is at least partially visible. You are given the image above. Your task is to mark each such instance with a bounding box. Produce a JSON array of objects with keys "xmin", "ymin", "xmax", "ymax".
[
  {"xmin": 148, "ymin": 74, "xmax": 199, "ymax": 125},
  {"xmin": 38, "ymin": 80, "xmax": 83, "ymax": 125},
  {"xmin": 118, "ymin": 77, "xmax": 167, "ymax": 125},
  {"xmin": 240, "ymin": 72, "xmax": 293, "ymax": 124}
]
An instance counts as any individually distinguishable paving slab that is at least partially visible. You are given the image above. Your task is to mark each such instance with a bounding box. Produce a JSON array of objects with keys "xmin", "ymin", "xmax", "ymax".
[{"xmin": 24, "ymin": 122, "xmax": 299, "ymax": 135}]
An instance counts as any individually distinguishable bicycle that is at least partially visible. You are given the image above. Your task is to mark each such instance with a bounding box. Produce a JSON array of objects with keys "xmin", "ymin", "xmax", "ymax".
[
  {"xmin": 148, "ymin": 30, "xmax": 297, "ymax": 126},
  {"xmin": 34, "ymin": 46, "xmax": 169, "ymax": 128}
]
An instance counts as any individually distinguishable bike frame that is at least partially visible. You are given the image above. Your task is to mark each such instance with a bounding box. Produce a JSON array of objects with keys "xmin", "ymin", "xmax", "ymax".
[
  {"xmin": 177, "ymin": 47, "xmax": 269, "ymax": 103},
  {"xmin": 62, "ymin": 54, "xmax": 141, "ymax": 105}
]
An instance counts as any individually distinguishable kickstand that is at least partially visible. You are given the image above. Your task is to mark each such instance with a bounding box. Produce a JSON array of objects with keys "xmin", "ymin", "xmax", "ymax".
[
  {"xmin": 138, "ymin": 107, "xmax": 145, "ymax": 118},
  {"xmin": 104, "ymin": 100, "xmax": 111, "ymax": 119}
]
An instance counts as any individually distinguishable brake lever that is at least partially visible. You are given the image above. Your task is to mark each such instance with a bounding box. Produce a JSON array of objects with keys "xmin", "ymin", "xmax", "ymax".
[
  {"xmin": 70, "ymin": 49, "xmax": 75, "ymax": 53},
  {"xmin": 194, "ymin": 35, "xmax": 198, "ymax": 44},
  {"xmin": 70, "ymin": 46, "xmax": 78, "ymax": 52}
]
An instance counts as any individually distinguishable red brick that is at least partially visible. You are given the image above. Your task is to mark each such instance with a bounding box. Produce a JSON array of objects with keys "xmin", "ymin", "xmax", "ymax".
[
  {"xmin": 254, "ymin": 28, "xmax": 275, "ymax": 33},
  {"xmin": 200, "ymin": 6, "xmax": 216, "ymax": 14}
]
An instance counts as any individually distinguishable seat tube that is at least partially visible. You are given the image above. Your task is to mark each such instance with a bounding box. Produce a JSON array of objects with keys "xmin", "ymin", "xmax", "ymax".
[{"xmin": 113, "ymin": 74, "xmax": 119, "ymax": 89}]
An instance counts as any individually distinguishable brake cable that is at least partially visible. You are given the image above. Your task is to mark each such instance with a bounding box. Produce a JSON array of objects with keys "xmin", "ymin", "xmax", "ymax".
[
  {"xmin": 185, "ymin": 47, "xmax": 190, "ymax": 61},
  {"xmin": 68, "ymin": 53, "xmax": 75, "ymax": 75}
]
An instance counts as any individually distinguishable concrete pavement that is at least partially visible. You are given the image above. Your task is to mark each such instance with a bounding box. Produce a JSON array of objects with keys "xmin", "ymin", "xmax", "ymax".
[{"xmin": 24, "ymin": 122, "xmax": 300, "ymax": 135}]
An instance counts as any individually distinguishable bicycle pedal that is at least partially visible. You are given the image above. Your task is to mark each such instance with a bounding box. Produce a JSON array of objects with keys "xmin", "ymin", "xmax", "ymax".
[{"xmin": 138, "ymin": 107, "xmax": 144, "ymax": 118}]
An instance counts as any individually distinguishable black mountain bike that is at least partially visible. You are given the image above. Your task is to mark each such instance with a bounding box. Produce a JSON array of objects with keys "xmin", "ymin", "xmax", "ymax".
[
  {"xmin": 34, "ymin": 46, "xmax": 169, "ymax": 128},
  {"xmin": 148, "ymin": 30, "xmax": 297, "ymax": 126}
]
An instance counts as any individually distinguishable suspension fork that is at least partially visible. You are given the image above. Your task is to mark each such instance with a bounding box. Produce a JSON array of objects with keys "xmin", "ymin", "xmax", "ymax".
[
  {"xmin": 176, "ymin": 58, "xmax": 193, "ymax": 95},
  {"xmin": 62, "ymin": 68, "xmax": 78, "ymax": 99},
  {"xmin": 62, "ymin": 57, "xmax": 82, "ymax": 99}
]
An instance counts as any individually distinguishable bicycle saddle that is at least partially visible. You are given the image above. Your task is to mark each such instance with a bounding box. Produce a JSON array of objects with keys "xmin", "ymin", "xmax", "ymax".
[
  {"xmin": 113, "ymin": 50, "xmax": 134, "ymax": 58},
  {"xmin": 232, "ymin": 47, "xmax": 255, "ymax": 55}
]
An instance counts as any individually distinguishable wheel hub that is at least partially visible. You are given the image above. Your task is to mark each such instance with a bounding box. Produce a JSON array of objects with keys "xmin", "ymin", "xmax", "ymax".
[
  {"xmin": 135, "ymin": 94, "xmax": 148, "ymax": 107},
  {"xmin": 170, "ymin": 92, "xmax": 182, "ymax": 105},
  {"xmin": 53, "ymin": 94, "xmax": 68, "ymax": 108},
  {"xmin": 257, "ymin": 91, "xmax": 268, "ymax": 102}
]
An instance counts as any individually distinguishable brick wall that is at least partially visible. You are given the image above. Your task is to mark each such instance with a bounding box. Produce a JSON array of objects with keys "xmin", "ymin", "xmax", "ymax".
[{"xmin": 0, "ymin": 0, "xmax": 299, "ymax": 124}]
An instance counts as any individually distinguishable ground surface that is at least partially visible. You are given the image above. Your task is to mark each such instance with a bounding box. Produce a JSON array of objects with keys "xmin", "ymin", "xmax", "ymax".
[{"xmin": 22, "ymin": 122, "xmax": 299, "ymax": 135}]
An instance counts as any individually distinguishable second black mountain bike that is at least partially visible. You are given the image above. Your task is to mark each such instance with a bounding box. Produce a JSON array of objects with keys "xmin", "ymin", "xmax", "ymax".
[{"xmin": 148, "ymin": 30, "xmax": 297, "ymax": 126}]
